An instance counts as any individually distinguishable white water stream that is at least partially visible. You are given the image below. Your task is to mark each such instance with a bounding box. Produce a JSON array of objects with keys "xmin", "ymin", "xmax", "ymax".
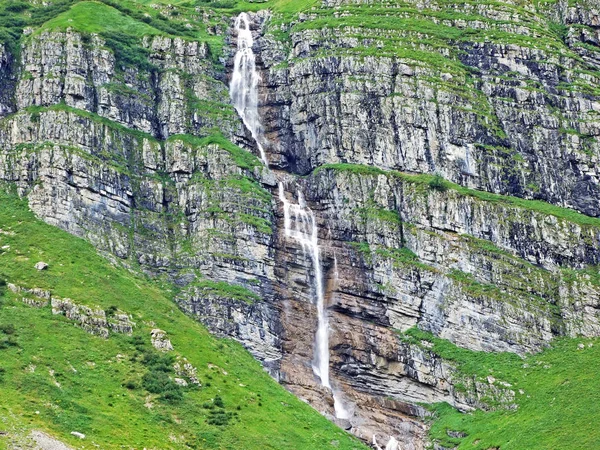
[
  {"xmin": 278, "ymin": 185, "xmax": 351, "ymax": 419},
  {"xmin": 230, "ymin": 12, "xmax": 268, "ymax": 165},
  {"xmin": 230, "ymin": 11, "xmax": 352, "ymax": 422}
]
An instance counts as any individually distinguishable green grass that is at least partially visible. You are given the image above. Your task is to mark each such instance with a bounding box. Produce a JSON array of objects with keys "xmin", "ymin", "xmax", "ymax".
[
  {"xmin": 35, "ymin": 1, "xmax": 158, "ymax": 36},
  {"xmin": 169, "ymin": 134, "xmax": 263, "ymax": 171},
  {"xmin": 0, "ymin": 188, "xmax": 365, "ymax": 450},
  {"xmin": 402, "ymin": 327, "xmax": 600, "ymax": 449},
  {"xmin": 188, "ymin": 280, "xmax": 261, "ymax": 304}
]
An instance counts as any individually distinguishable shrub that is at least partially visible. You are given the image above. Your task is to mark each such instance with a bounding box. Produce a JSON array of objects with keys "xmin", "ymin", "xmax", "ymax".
[
  {"xmin": 142, "ymin": 370, "xmax": 183, "ymax": 402},
  {"xmin": 123, "ymin": 380, "xmax": 138, "ymax": 390},
  {"xmin": 99, "ymin": 31, "xmax": 154, "ymax": 72},
  {"xmin": 0, "ymin": 324, "xmax": 15, "ymax": 335},
  {"xmin": 4, "ymin": 1, "xmax": 29, "ymax": 13},
  {"xmin": 142, "ymin": 351, "xmax": 174, "ymax": 372},
  {"xmin": 0, "ymin": 279, "xmax": 4, "ymax": 305},
  {"xmin": 428, "ymin": 173, "xmax": 448, "ymax": 192},
  {"xmin": 207, "ymin": 409, "xmax": 237, "ymax": 426},
  {"xmin": 0, "ymin": 336, "xmax": 18, "ymax": 349}
]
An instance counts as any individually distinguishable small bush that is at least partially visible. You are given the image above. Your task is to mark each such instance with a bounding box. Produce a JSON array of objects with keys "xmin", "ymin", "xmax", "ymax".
[
  {"xmin": 4, "ymin": 2, "xmax": 30, "ymax": 13},
  {"xmin": 213, "ymin": 395, "xmax": 224, "ymax": 408},
  {"xmin": 142, "ymin": 370, "xmax": 183, "ymax": 402},
  {"xmin": 142, "ymin": 351, "xmax": 174, "ymax": 372},
  {"xmin": 161, "ymin": 388, "xmax": 183, "ymax": 402},
  {"xmin": 207, "ymin": 409, "xmax": 237, "ymax": 427},
  {"xmin": 0, "ymin": 336, "xmax": 18, "ymax": 349},
  {"xmin": 428, "ymin": 174, "xmax": 448, "ymax": 192},
  {"xmin": 99, "ymin": 31, "xmax": 154, "ymax": 72},
  {"xmin": 123, "ymin": 380, "xmax": 138, "ymax": 390},
  {"xmin": 0, "ymin": 323, "xmax": 15, "ymax": 335}
]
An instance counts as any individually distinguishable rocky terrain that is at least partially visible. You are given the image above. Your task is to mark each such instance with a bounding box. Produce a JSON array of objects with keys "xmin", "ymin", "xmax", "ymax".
[{"xmin": 1, "ymin": 0, "xmax": 600, "ymax": 449}]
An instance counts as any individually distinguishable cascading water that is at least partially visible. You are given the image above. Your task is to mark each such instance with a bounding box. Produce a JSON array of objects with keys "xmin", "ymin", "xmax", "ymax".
[
  {"xmin": 231, "ymin": 11, "xmax": 351, "ymax": 421},
  {"xmin": 463, "ymin": 145, "xmax": 475, "ymax": 176},
  {"xmin": 278, "ymin": 185, "xmax": 350, "ymax": 420},
  {"xmin": 230, "ymin": 12, "xmax": 268, "ymax": 165}
]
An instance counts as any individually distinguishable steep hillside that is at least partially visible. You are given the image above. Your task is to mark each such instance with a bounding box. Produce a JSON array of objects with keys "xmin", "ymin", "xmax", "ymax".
[
  {"xmin": 0, "ymin": 190, "xmax": 365, "ymax": 449},
  {"xmin": 1, "ymin": 0, "xmax": 600, "ymax": 449}
]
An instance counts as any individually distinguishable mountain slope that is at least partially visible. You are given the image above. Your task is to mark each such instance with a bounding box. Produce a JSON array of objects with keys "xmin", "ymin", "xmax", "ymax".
[{"xmin": 0, "ymin": 189, "xmax": 365, "ymax": 449}]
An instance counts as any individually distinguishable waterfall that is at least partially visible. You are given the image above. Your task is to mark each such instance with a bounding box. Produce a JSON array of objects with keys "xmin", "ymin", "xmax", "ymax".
[
  {"xmin": 278, "ymin": 185, "xmax": 329, "ymax": 386},
  {"xmin": 230, "ymin": 12, "xmax": 268, "ymax": 165},
  {"xmin": 232, "ymin": 11, "xmax": 350, "ymax": 421},
  {"xmin": 463, "ymin": 145, "xmax": 475, "ymax": 176},
  {"xmin": 278, "ymin": 184, "xmax": 350, "ymax": 420}
]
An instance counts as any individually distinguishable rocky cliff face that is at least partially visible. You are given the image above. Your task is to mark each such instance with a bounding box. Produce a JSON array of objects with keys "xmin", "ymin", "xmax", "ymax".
[
  {"xmin": 259, "ymin": 0, "xmax": 600, "ymax": 217},
  {"xmin": 0, "ymin": 27, "xmax": 283, "ymax": 374},
  {"xmin": 2, "ymin": 1, "xmax": 600, "ymax": 449}
]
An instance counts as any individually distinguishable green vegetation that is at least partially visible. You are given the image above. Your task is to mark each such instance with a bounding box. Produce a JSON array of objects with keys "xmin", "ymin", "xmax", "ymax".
[
  {"xmin": 400, "ymin": 328, "xmax": 600, "ymax": 449},
  {"xmin": 355, "ymin": 203, "xmax": 401, "ymax": 225},
  {"xmin": 374, "ymin": 246, "xmax": 433, "ymax": 271},
  {"xmin": 0, "ymin": 188, "xmax": 365, "ymax": 449},
  {"xmin": 428, "ymin": 173, "xmax": 449, "ymax": 192},
  {"xmin": 136, "ymin": 339, "xmax": 185, "ymax": 402},
  {"xmin": 447, "ymin": 269, "xmax": 506, "ymax": 299},
  {"xmin": 188, "ymin": 280, "xmax": 260, "ymax": 304},
  {"xmin": 169, "ymin": 134, "xmax": 263, "ymax": 171},
  {"xmin": 399, "ymin": 327, "xmax": 522, "ymax": 380},
  {"xmin": 0, "ymin": 0, "xmax": 77, "ymax": 52},
  {"xmin": 36, "ymin": 1, "xmax": 157, "ymax": 36},
  {"xmin": 350, "ymin": 240, "xmax": 434, "ymax": 273}
]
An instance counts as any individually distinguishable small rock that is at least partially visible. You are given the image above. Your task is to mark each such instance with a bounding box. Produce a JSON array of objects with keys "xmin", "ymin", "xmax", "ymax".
[
  {"xmin": 335, "ymin": 418, "xmax": 352, "ymax": 430},
  {"xmin": 34, "ymin": 262, "xmax": 48, "ymax": 271},
  {"xmin": 174, "ymin": 378, "xmax": 188, "ymax": 387},
  {"xmin": 578, "ymin": 343, "xmax": 585, "ymax": 350},
  {"xmin": 519, "ymin": 389, "xmax": 525, "ymax": 395},
  {"xmin": 70, "ymin": 431, "xmax": 85, "ymax": 439},
  {"xmin": 487, "ymin": 376, "xmax": 496, "ymax": 384},
  {"xmin": 151, "ymin": 329, "xmax": 174, "ymax": 351},
  {"xmin": 447, "ymin": 430, "xmax": 468, "ymax": 438},
  {"xmin": 420, "ymin": 340, "xmax": 434, "ymax": 349}
]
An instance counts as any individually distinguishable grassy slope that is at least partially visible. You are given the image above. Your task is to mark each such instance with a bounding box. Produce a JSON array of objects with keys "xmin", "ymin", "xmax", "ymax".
[
  {"xmin": 0, "ymin": 189, "xmax": 365, "ymax": 450},
  {"xmin": 34, "ymin": 1, "xmax": 159, "ymax": 36},
  {"xmin": 400, "ymin": 329, "xmax": 600, "ymax": 449}
]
